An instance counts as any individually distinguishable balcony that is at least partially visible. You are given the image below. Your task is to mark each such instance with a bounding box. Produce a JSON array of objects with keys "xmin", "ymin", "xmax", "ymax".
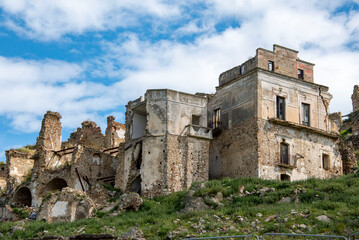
[{"xmin": 186, "ymin": 125, "xmax": 213, "ymax": 139}]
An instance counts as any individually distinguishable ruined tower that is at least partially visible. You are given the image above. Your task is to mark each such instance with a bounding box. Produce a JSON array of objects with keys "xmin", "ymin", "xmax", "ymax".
[
  {"xmin": 352, "ymin": 85, "xmax": 359, "ymax": 112},
  {"xmin": 35, "ymin": 111, "xmax": 62, "ymax": 168}
]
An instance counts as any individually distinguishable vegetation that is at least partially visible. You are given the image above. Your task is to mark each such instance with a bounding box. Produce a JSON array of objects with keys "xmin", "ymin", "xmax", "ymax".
[
  {"xmin": 16, "ymin": 144, "xmax": 36, "ymax": 154},
  {"xmin": 340, "ymin": 128, "xmax": 352, "ymax": 139},
  {"xmin": 2, "ymin": 173, "xmax": 359, "ymax": 239}
]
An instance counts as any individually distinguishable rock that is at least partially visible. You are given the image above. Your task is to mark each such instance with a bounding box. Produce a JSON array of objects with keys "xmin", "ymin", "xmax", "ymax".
[
  {"xmin": 204, "ymin": 192, "xmax": 223, "ymax": 207},
  {"xmin": 11, "ymin": 225, "xmax": 25, "ymax": 233},
  {"xmin": 256, "ymin": 213, "xmax": 262, "ymax": 217},
  {"xmin": 70, "ymin": 234, "xmax": 117, "ymax": 239},
  {"xmin": 120, "ymin": 227, "xmax": 145, "ymax": 240},
  {"xmin": 316, "ymin": 215, "xmax": 331, "ymax": 222},
  {"xmin": 258, "ymin": 187, "xmax": 274, "ymax": 196},
  {"xmin": 118, "ymin": 192, "xmax": 143, "ymax": 212},
  {"xmin": 182, "ymin": 191, "xmax": 209, "ymax": 212},
  {"xmin": 278, "ymin": 197, "xmax": 291, "ymax": 204},
  {"xmin": 167, "ymin": 229, "xmax": 187, "ymax": 239},
  {"xmin": 88, "ymin": 184, "xmax": 111, "ymax": 207},
  {"xmin": 264, "ymin": 215, "xmax": 277, "ymax": 222},
  {"xmin": 238, "ymin": 186, "xmax": 245, "ymax": 194},
  {"xmin": 299, "ymin": 224, "xmax": 307, "ymax": 229},
  {"xmin": 102, "ymin": 202, "xmax": 118, "ymax": 212}
]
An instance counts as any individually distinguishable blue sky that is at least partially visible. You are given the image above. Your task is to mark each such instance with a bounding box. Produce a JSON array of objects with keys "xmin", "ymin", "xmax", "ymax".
[{"xmin": 0, "ymin": 0, "xmax": 359, "ymax": 162}]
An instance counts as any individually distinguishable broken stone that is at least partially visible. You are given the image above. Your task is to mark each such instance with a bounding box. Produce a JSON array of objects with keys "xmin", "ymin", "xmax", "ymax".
[
  {"xmin": 264, "ymin": 215, "xmax": 277, "ymax": 222},
  {"xmin": 278, "ymin": 197, "xmax": 291, "ymax": 204},
  {"xmin": 183, "ymin": 191, "xmax": 209, "ymax": 212},
  {"xmin": 120, "ymin": 227, "xmax": 145, "ymax": 240},
  {"xmin": 118, "ymin": 192, "xmax": 143, "ymax": 212},
  {"xmin": 316, "ymin": 215, "xmax": 331, "ymax": 222}
]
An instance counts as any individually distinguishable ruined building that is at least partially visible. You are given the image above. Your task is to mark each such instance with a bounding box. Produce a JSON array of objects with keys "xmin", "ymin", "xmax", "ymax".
[{"xmin": 0, "ymin": 44, "xmax": 345, "ymax": 214}]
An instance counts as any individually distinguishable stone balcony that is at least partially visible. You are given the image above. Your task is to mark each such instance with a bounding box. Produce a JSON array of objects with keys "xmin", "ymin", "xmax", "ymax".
[{"xmin": 186, "ymin": 124, "xmax": 213, "ymax": 139}]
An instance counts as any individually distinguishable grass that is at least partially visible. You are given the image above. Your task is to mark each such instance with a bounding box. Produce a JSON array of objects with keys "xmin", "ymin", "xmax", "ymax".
[
  {"xmin": 16, "ymin": 144, "xmax": 36, "ymax": 154},
  {"xmin": 2, "ymin": 173, "xmax": 359, "ymax": 239}
]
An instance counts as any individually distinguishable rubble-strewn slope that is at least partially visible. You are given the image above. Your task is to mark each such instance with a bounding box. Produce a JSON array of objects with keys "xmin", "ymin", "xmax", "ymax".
[{"xmin": 2, "ymin": 172, "xmax": 359, "ymax": 239}]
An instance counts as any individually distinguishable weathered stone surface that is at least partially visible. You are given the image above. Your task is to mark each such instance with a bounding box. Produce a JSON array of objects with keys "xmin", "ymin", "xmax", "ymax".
[
  {"xmin": 118, "ymin": 192, "xmax": 143, "ymax": 212},
  {"xmin": 38, "ymin": 187, "xmax": 95, "ymax": 223},
  {"xmin": 183, "ymin": 190, "xmax": 209, "ymax": 212},
  {"xmin": 120, "ymin": 227, "xmax": 145, "ymax": 240},
  {"xmin": 316, "ymin": 215, "xmax": 331, "ymax": 222},
  {"xmin": 352, "ymin": 85, "xmax": 359, "ymax": 112}
]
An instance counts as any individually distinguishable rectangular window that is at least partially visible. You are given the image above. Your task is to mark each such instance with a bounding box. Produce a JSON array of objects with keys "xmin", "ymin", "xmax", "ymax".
[
  {"xmin": 192, "ymin": 115, "xmax": 200, "ymax": 126},
  {"xmin": 240, "ymin": 65, "xmax": 245, "ymax": 75},
  {"xmin": 213, "ymin": 109, "xmax": 221, "ymax": 129},
  {"xmin": 298, "ymin": 69, "xmax": 304, "ymax": 80},
  {"xmin": 322, "ymin": 154, "xmax": 330, "ymax": 170},
  {"xmin": 280, "ymin": 142, "xmax": 289, "ymax": 165},
  {"xmin": 302, "ymin": 103, "xmax": 310, "ymax": 126},
  {"xmin": 276, "ymin": 96, "xmax": 286, "ymax": 120},
  {"xmin": 268, "ymin": 60, "xmax": 274, "ymax": 71}
]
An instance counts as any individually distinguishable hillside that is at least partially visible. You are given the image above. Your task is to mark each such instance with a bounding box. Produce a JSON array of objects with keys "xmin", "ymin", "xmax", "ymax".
[{"xmin": 2, "ymin": 172, "xmax": 359, "ymax": 239}]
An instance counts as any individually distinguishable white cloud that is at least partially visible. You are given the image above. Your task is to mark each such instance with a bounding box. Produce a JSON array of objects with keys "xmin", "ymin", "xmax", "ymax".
[{"xmin": 0, "ymin": 0, "xmax": 182, "ymax": 40}]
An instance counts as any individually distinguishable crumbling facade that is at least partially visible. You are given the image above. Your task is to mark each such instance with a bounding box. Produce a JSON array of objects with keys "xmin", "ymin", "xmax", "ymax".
[
  {"xmin": 115, "ymin": 90, "xmax": 212, "ymax": 197},
  {"xmin": 0, "ymin": 44, "xmax": 347, "ymax": 219},
  {"xmin": 208, "ymin": 45, "xmax": 342, "ymax": 181}
]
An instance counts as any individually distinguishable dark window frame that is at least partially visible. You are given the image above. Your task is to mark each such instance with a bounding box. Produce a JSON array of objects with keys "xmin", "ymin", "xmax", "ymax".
[
  {"xmin": 276, "ymin": 96, "xmax": 286, "ymax": 120},
  {"xmin": 213, "ymin": 108, "xmax": 221, "ymax": 130},
  {"xmin": 192, "ymin": 114, "xmax": 200, "ymax": 126},
  {"xmin": 280, "ymin": 141, "xmax": 289, "ymax": 165},
  {"xmin": 268, "ymin": 60, "xmax": 274, "ymax": 71},
  {"xmin": 322, "ymin": 153, "xmax": 330, "ymax": 170},
  {"xmin": 302, "ymin": 103, "xmax": 310, "ymax": 126},
  {"xmin": 298, "ymin": 69, "xmax": 304, "ymax": 80}
]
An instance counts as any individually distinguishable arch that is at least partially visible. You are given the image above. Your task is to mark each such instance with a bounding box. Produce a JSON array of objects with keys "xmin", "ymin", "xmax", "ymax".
[
  {"xmin": 44, "ymin": 178, "xmax": 68, "ymax": 193},
  {"xmin": 13, "ymin": 187, "xmax": 32, "ymax": 207},
  {"xmin": 280, "ymin": 174, "xmax": 290, "ymax": 181}
]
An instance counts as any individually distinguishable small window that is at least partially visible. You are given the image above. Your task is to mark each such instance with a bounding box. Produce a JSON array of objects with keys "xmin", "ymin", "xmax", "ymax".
[
  {"xmin": 1, "ymin": 167, "xmax": 4, "ymax": 171},
  {"xmin": 240, "ymin": 65, "xmax": 245, "ymax": 75},
  {"xmin": 268, "ymin": 60, "xmax": 274, "ymax": 71},
  {"xmin": 276, "ymin": 96, "xmax": 286, "ymax": 120},
  {"xmin": 322, "ymin": 154, "xmax": 330, "ymax": 170},
  {"xmin": 280, "ymin": 174, "xmax": 290, "ymax": 181},
  {"xmin": 302, "ymin": 103, "xmax": 310, "ymax": 126},
  {"xmin": 298, "ymin": 69, "xmax": 304, "ymax": 80},
  {"xmin": 213, "ymin": 109, "xmax": 221, "ymax": 130},
  {"xmin": 192, "ymin": 115, "xmax": 200, "ymax": 126},
  {"xmin": 280, "ymin": 141, "xmax": 289, "ymax": 165}
]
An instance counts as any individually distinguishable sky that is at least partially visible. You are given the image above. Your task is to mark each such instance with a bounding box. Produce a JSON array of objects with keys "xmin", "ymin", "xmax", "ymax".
[{"xmin": 0, "ymin": 0, "xmax": 359, "ymax": 162}]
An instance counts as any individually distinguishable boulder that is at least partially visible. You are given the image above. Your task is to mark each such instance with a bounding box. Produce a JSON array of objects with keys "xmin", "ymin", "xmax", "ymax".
[{"xmin": 118, "ymin": 193, "xmax": 143, "ymax": 212}]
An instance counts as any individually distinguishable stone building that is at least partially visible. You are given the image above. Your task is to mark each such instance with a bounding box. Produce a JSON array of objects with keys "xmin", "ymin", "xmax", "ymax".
[
  {"xmin": 0, "ymin": 44, "xmax": 345, "ymax": 212},
  {"xmin": 207, "ymin": 45, "xmax": 342, "ymax": 181},
  {"xmin": 7, "ymin": 112, "xmax": 125, "ymax": 209},
  {"xmin": 115, "ymin": 89, "xmax": 212, "ymax": 197}
]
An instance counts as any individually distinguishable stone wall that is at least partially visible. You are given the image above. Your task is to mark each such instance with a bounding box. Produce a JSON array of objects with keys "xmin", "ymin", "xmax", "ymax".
[
  {"xmin": 68, "ymin": 121, "xmax": 105, "ymax": 150},
  {"xmin": 105, "ymin": 116, "xmax": 125, "ymax": 148},
  {"xmin": 5, "ymin": 150, "xmax": 35, "ymax": 192},
  {"xmin": 0, "ymin": 163, "xmax": 6, "ymax": 191},
  {"xmin": 209, "ymin": 118, "xmax": 259, "ymax": 179},
  {"xmin": 257, "ymin": 119, "xmax": 342, "ymax": 181}
]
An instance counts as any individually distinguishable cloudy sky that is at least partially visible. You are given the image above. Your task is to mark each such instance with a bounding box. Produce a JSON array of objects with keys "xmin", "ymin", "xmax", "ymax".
[{"xmin": 0, "ymin": 0, "xmax": 358, "ymax": 162}]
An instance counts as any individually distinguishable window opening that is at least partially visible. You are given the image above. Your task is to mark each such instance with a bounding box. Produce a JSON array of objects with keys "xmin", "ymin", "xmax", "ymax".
[
  {"xmin": 280, "ymin": 174, "xmax": 290, "ymax": 181},
  {"xmin": 192, "ymin": 115, "xmax": 200, "ymax": 126},
  {"xmin": 213, "ymin": 109, "xmax": 221, "ymax": 130},
  {"xmin": 240, "ymin": 65, "xmax": 245, "ymax": 75},
  {"xmin": 268, "ymin": 60, "xmax": 274, "ymax": 71},
  {"xmin": 302, "ymin": 103, "xmax": 310, "ymax": 126},
  {"xmin": 276, "ymin": 96, "xmax": 286, "ymax": 120},
  {"xmin": 280, "ymin": 140, "xmax": 289, "ymax": 165},
  {"xmin": 298, "ymin": 69, "xmax": 304, "ymax": 80},
  {"xmin": 322, "ymin": 153, "xmax": 330, "ymax": 170}
]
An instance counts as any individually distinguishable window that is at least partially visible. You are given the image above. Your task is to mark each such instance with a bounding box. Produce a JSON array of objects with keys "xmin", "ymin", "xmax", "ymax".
[
  {"xmin": 240, "ymin": 65, "xmax": 245, "ymax": 75},
  {"xmin": 276, "ymin": 96, "xmax": 286, "ymax": 120},
  {"xmin": 322, "ymin": 153, "xmax": 330, "ymax": 170},
  {"xmin": 302, "ymin": 103, "xmax": 310, "ymax": 126},
  {"xmin": 298, "ymin": 69, "xmax": 304, "ymax": 80},
  {"xmin": 280, "ymin": 140, "xmax": 289, "ymax": 165},
  {"xmin": 192, "ymin": 115, "xmax": 200, "ymax": 126},
  {"xmin": 280, "ymin": 174, "xmax": 290, "ymax": 181},
  {"xmin": 213, "ymin": 109, "xmax": 221, "ymax": 130},
  {"xmin": 268, "ymin": 60, "xmax": 274, "ymax": 71}
]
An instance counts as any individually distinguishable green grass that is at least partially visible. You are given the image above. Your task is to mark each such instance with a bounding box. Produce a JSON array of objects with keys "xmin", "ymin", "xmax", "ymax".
[{"xmin": 2, "ymin": 173, "xmax": 359, "ymax": 239}]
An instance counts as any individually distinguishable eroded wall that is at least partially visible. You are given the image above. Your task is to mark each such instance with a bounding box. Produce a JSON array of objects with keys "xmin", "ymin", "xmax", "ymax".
[
  {"xmin": 257, "ymin": 119, "xmax": 342, "ymax": 180},
  {"xmin": 258, "ymin": 71, "xmax": 332, "ymax": 131},
  {"xmin": 209, "ymin": 119, "xmax": 259, "ymax": 179}
]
